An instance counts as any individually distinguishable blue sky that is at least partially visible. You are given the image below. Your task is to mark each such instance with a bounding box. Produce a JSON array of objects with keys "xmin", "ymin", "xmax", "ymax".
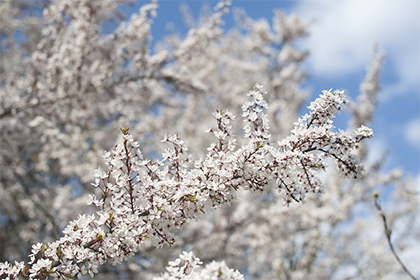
[{"xmin": 131, "ymin": 0, "xmax": 420, "ymax": 189}]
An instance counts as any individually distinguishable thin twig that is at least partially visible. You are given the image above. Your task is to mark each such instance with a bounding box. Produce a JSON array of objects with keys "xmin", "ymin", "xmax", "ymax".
[{"xmin": 373, "ymin": 192, "xmax": 417, "ymax": 280}]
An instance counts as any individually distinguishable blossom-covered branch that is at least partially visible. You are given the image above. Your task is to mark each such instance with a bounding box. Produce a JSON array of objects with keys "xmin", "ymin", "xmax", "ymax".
[{"xmin": 0, "ymin": 85, "xmax": 372, "ymax": 279}]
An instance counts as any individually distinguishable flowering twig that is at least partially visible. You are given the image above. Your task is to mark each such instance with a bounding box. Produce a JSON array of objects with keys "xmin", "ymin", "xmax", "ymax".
[{"xmin": 0, "ymin": 85, "xmax": 373, "ymax": 279}]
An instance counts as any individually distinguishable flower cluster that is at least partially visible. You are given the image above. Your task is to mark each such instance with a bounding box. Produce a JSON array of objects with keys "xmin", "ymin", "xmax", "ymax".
[
  {"xmin": 0, "ymin": 85, "xmax": 372, "ymax": 279},
  {"xmin": 153, "ymin": 251, "xmax": 244, "ymax": 280}
]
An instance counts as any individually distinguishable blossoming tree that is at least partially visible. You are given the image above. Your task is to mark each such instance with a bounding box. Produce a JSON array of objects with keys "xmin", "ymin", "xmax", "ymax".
[{"xmin": 0, "ymin": 0, "xmax": 418, "ymax": 279}]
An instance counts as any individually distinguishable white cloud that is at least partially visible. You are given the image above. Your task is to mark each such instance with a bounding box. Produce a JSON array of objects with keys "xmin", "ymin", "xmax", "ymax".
[
  {"xmin": 405, "ymin": 118, "xmax": 420, "ymax": 150},
  {"xmin": 293, "ymin": 0, "xmax": 420, "ymax": 96}
]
